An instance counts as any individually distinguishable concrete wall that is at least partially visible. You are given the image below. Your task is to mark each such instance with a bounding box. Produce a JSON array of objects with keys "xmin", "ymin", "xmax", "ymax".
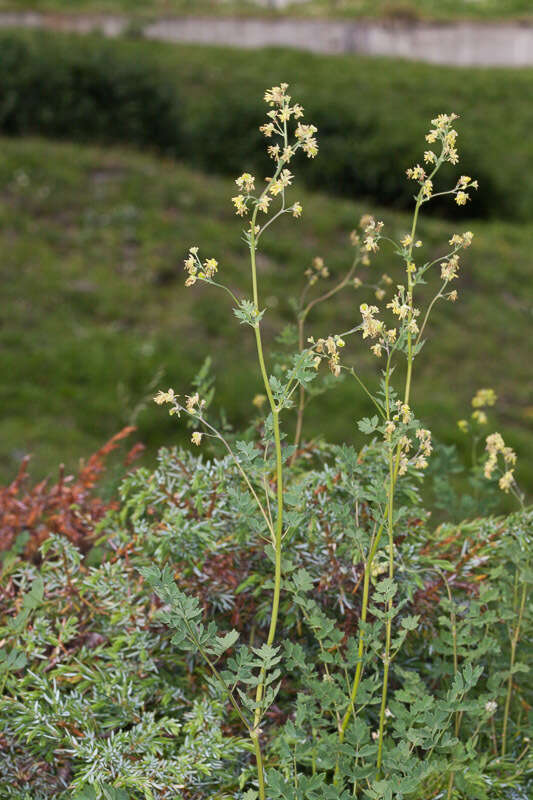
[{"xmin": 1, "ymin": 12, "xmax": 533, "ymax": 67}]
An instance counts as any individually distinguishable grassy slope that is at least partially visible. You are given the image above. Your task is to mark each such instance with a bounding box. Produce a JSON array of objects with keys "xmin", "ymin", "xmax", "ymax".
[
  {"xmin": 1, "ymin": 137, "xmax": 531, "ymax": 490},
  {"xmin": 0, "ymin": 0, "xmax": 531, "ymax": 21}
]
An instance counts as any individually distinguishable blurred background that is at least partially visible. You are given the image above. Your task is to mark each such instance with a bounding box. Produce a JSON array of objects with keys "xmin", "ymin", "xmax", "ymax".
[{"xmin": 0, "ymin": 0, "xmax": 531, "ymax": 494}]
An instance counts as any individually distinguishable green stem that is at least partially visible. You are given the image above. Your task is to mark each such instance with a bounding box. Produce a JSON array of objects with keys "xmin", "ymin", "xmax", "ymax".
[
  {"xmin": 253, "ymin": 732, "xmax": 267, "ymax": 800},
  {"xmin": 501, "ymin": 582, "xmax": 527, "ymax": 756},
  {"xmin": 249, "ymin": 207, "xmax": 285, "ymax": 798},
  {"xmin": 376, "ymin": 355, "xmax": 395, "ymax": 771}
]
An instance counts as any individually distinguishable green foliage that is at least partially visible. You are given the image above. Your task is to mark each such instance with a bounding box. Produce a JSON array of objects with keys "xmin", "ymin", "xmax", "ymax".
[
  {"xmin": 1, "ymin": 446, "xmax": 532, "ymax": 798},
  {"xmin": 0, "ymin": 535, "xmax": 247, "ymax": 799}
]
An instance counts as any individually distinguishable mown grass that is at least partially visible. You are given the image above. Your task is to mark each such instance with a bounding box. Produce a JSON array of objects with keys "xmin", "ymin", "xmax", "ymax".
[
  {"xmin": 1, "ymin": 136, "xmax": 531, "ymax": 492},
  {"xmin": 0, "ymin": 0, "xmax": 531, "ymax": 21}
]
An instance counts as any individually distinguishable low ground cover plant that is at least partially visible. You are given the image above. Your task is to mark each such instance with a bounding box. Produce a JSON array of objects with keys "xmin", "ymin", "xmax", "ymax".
[{"xmin": 0, "ymin": 85, "xmax": 531, "ymax": 799}]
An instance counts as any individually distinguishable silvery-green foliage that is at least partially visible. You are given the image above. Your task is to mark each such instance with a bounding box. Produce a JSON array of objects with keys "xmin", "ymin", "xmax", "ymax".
[{"xmin": 0, "ymin": 535, "xmax": 247, "ymax": 799}]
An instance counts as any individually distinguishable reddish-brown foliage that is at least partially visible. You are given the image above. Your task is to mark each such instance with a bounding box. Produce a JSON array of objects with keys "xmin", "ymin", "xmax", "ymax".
[{"xmin": 0, "ymin": 427, "xmax": 143, "ymax": 559}]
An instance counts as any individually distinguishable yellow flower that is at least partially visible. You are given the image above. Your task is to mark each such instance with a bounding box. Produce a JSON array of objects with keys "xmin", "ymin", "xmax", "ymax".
[
  {"xmin": 257, "ymin": 195, "xmax": 271, "ymax": 213},
  {"xmin": 292, "ymin": 202, "xmax": 303, "ymax": 218},
  {"xmin": 441, "ymin": 254, "xmax": 460, "ymax": 281},
  {"xmin": 253, "ymin": 394, "xmax": 267, "ymax": 408},
  {"xmin": 235, "ymin": 173, "xmax": 255, "ymax": 193},
  {"xmin": 472, "ymin": 388, "xmax": 497, "ymax": 408},
  {"xmin": 486, "ymin": 432, "xmax": 505, "ymax": 455},
  {"xmin": 406, "ymin": 165, "xmax": 426, "ymax": 182},
  {"xmin": 421, "ymin": 179, "xmax": 433, "ymax": 199},
  {"xmin": 232, "ymin": 194, "xmax": 248, "ymax": 216},
  {"xmin": 191, "ymin": 431, "xmax": 203, "ymax": 446},
  {"xmin": 154, "ymin": 388, "xmax": 177, "ymax": 405},
  {"xmin": 499, "ymin": 470, "xmax": 514, "ymax": 493},
  {"xmin": 457, "ymin": 419, "xmax": 469, "ymax": 433},
  {"xmin": 259, "ymin": 122, "xmax": 275, "ymax": 138},
  {"xmin": 455, "ymin": 191, "xmax": 469, "ymax": 206},
  {"xmin": 204, "ymin": 258, "xmax": 218, "ymax": 279}
]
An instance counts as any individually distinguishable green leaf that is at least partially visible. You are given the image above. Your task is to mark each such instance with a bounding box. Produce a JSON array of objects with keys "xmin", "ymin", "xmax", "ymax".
[{"xmin": 357, "ymin": 415, "xmax": 379, "ymax": 435}]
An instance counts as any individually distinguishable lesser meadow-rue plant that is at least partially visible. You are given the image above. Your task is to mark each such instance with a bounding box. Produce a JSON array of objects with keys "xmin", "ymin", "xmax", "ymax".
[
  {"xmin": 144, "ymin": 89, "xmax": 529, "ymax": 800},
  {"xmin": 26, "ymin": 84, "xmax": 531, "ymax": 800}
]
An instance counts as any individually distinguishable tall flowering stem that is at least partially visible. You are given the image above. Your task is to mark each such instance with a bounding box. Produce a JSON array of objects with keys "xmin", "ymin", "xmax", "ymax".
[
  {"xmin": 169, "ymin": 83, "xmax": 317, "ymax": 800},
  {"xmin": 333, "ymin": 114, "xmax": 478, "ymax": 771}
]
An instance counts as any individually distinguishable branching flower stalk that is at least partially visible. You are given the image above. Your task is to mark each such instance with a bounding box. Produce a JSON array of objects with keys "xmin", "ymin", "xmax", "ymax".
[
  {"xmin": 156, "ymin": 83, "xmax": 318, "ymax": 800},
  {"xmin": 328, "ymin": 115, "xmax": 479, "ymax": 768},
  {"xmin": 291, "ymin": 234, "xmax": 378, "ymax": 459}
]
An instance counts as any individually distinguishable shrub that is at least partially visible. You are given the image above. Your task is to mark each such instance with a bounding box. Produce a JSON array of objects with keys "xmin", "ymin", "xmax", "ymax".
[
  {"xmin": 0, "ymin": 534, "xmax": 247, "ymax": 799},
  {"xmin": 2, "ymin": 451, "xmax": 531, "ymax": 799},
  {"xmin": 0, "ymin": 427, "xmax": 141, "ymax": 560},
  {"xmin": 0, "ymin": 33, "xmax": 180, "ymax": 152}
]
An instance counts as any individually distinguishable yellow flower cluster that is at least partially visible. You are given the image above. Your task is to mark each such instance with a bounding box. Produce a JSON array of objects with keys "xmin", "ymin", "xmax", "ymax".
[
  {"xmin": 361, "ymin": 216, "xmax": 384, "ymax": 253},
  {"xmin": 267, "ymin": 168, "xmax": 293, "ymax": 196},
  {"xmin": 413, "ymin": 427, "xmax": 432, "ymax": 469},
  {"xmin": 184, "ymin": 247, "xmax": 218, "ymax": 287},
  {"xmin": 360, "ymin": 303, "xmax": 383, "ymax": 339},
  {"xmin": 230, "ymin": 84, "xmax": 318, "ymax": 224},
  {"xmin": 458, "ymin": 388, "xmax": 498, "ymax": 432},
  {"xmin": 400, "ymin": 234, "xmax": 422, "ymax": 250},
  {"xmin": 185, "ymin": 392, "xmax": 205, "ymax": 414},
  {"xmin": 386, "ymin": 411, "xmax": 432, "ymax": 474},
  {"xmin": 440, "ymin": 254, "xmax": 460, "ymax": 281},
  {"xmin": 454, "ymin": 175, "xmax": 478, "ymax": 207},
  {"xmin": 425, "ymin": 112, "xmax": 459, "ymax": 165},
  {"xmin": 449, "ymin": 231, "xmax": 474, "ymax": 248},
  {"xmin": 386, "ymin": 285, "xmax": 420, "ymax": 334},
  {"xmin": 235, "ymin": 172, "xmax": 255, "ymax": 193},
  {"xmin": 261, "ymin": 83, "xmax": 317, "ymax": 159},
  {"xmin": 305, "ymin": 256, "xmax": 329, "ymax": 286},
  {"xmin": 308, "ymin": 334, "xmax": 345, "ymax": 377},
  {"xmin": 473, "ymin": 387, "xmax": 497, "ymax": 409},
  {"xmin": 153, "ymin": 388, "xmax": 206, "ymax": 425},
  {"xmin": 407, "ymin": 114, "xmax": 479, "ymax": 209},
  {"xmin": 154, "ymin": 388, "xmax": 177, "ymax": 405},
  {"xmin": 294, "ymin": 123, "xmax": 319, "ymax": 159},
  {"xmin": 232, "ymin": 172, "xmax": 257, "ymax": 217},
  {"xmin": 484, "ymin": 432, "xmax": 517, "ymax": 492},
  {"xmin": 359, "ymin": 303, "xmax": 397, "ymax": 358}
]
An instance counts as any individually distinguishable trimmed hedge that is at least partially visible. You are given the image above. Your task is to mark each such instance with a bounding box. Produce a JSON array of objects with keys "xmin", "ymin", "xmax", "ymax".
[
  {"xmin": 1, "ymin": 30, "xmax": 532, "ymax": 221},
  {"xmin": 0, "ymin": 33, "xmax": 180, "ymax": 151}
]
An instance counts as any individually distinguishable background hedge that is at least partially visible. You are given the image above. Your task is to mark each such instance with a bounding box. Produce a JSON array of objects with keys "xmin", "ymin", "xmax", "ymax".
[{"xmin": 1, "ymin": 30, "xmax": 532, "ymax": 221}]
